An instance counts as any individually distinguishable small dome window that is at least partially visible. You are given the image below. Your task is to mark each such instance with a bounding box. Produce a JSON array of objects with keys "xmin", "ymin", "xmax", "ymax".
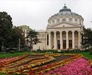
[
  {"xmin": 75, "ymin": 19, "xmax": 78, "ymax": 22},
  {"xmin": 79, "ymin": 20, "xmax": 81, "ymax": 25},
  {"xmin": 69, "ymin": 18, "xmax": 72, "ymax": 21},
  {"xmin": 57, "ymin": 19, "xmax": 60, "ymax": 22},
  {"xmin": 48, "ymin": 20, "xmax": 51, "ymax": 24},
  {"xmin": 52, "ymin": 20, "xmax": 55, "ymax": 23},
  {"xmin": 62, "ymin": 18, "xmax": 66, "ymax": 21}
]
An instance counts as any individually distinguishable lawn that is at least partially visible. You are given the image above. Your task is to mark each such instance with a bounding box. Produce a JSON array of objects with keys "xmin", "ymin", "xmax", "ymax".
[
  {"xmin": 80, "ymin": 51, "xmax": 92, "ymax": 59},
  {"xmin": 0, "ymin": 52, "xmax": 30, "ymax": 58},
  {"xmin": 0, "ymin": 51, "xmax": 92, "ymax": 59}
]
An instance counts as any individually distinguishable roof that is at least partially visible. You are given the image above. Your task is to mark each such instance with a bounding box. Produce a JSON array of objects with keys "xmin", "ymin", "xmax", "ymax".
[{"xmin": 49, "ymin": 4, "xmax": 83, "ymax": 20}]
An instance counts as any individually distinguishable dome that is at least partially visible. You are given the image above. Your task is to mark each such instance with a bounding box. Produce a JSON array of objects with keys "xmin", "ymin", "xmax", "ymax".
[
  {"xmin": 50, "ymin": 5, "xmax": 82, "ymax": 18},
  {"xmin": 59, "ymin": 5, "xmax": 71, "ymax": 12},
  {"xmin": 48, "ymin": 4, "xmax": 84, "ymax": 26}
]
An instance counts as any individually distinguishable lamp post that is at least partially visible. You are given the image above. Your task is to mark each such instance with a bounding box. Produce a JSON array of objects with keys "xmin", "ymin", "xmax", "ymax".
[{"xmin": 19, "ymin": 38, "xmax": 20, "ymax": 51}]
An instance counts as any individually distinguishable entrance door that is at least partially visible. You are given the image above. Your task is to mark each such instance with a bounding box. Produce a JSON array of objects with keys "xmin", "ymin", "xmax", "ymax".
[
  {"xmin": 69, "ymin": 40, "xmax": 72, "ymax": 49},
  {"xmin": 63, "ymin": 40, "xmax": 66, "ymax": 49},
  {"xmin": 57, "ymin": 40, "xmax": 60, "ymax": 49}
]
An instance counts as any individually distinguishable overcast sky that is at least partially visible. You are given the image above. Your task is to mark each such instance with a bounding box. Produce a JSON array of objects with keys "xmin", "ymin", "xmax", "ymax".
[{"xmin": 0, "ymin": 0, "xmax": 92, "ymax": 30}]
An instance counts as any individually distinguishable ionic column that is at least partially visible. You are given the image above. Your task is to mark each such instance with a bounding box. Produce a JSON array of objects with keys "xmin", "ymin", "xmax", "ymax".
[
  {"xmin": 54, "ymin": 31, "xmax": 57, "ymax": 49},
  {"xmin": 49, "ymin": 32, "xmax": 51, "ymax": 49},
  {"xmin": 66, "ymin": 31, "xmax": 69, "ymax": 49},
  {"xmin": 78, "ymin": 31, "xmax": 81, "ymax": 49},
  {"xmin": 60, "ymin": 31, "xmax": 62, "ymax": 49},
  {"xmin": 72, "ymin": 31, "xmax": 75, "ymax": 49}
]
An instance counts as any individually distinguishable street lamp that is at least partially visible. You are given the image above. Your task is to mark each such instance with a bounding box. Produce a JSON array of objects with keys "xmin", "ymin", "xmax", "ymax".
[{"xmin": 19, "ymin": 38, "xmax": 20, "ymax": 51}]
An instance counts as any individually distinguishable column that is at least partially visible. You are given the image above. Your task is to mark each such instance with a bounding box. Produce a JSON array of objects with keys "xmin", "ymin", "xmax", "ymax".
[
  {"xmin": 66, "ymin": 31, "xmax": 69, "ymax": 49},
  {"xmin": 54, "ymin": 31, "xmax": 57, "ymax": 49},
  {"xmin": 46, "ymin": 33, "xmax": 47, "ymax": 49},
  {"xmin": 78, "ymin": 31, "xmax": 81, "ymax": 49},
  {"xmin": 60, "ymin": 31, "xmax": 62, "ymax": 49},
  {"xmin": 49, "ymin": 32, "xmax": 51, "ymax": 49},
  {"xmin": 72, "ymin": 31, "xmax": 75, "ymax": 49}
]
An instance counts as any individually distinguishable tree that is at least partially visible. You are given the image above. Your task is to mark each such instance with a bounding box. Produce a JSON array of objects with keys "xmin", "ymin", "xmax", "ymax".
[
  {"xmin": 6, "ymin": 27, "xmax": 25, "ymax": 48},
  {"xmin": 27, "ymin": 30, "xmax": 39, "ymax": 51},
  {"xmin": 0, "ymin": 12, "xmax": 25, "ymax": 52},
  {"xmin": 81, "ymin": 27, "xmax": 92, "ymax": 50},
  {"xmin": 0, "ymin": 11, "xmax": 13, "ymax": 51}
]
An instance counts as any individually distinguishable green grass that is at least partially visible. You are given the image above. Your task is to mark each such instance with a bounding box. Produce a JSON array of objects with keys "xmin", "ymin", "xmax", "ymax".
[
  {"xmin": 0, "ymin": 52, "xmax": 30, "ymax": 58},
  {"xmin": 0, "ymin": 51, "xmax": 92, "ymax": 60},
  {"xmin": 79, "ymin": 52, "xmax": 92, "ymax": 59}
]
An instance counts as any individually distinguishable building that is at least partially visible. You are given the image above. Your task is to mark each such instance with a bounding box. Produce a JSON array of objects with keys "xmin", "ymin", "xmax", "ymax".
[
  {"xmin": 33, "ymin": 5, "xmax": 84, "ymax": 50},
  {"xmin": 18, "ymin": 25, "xmax": 31, "ymax": 46}
]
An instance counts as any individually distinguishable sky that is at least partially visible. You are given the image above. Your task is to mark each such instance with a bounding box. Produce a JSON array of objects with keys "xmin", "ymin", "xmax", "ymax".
[{"xmin": 0, "ymin": 0, "xmax": 92, "ymax": 30}]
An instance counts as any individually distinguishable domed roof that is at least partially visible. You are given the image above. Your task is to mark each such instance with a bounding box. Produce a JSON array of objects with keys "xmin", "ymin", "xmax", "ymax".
[
  {"xmin": 59, "ymin": 4, "xmax": 71, "ymax": 12},
  {"xmin": 49, "ymin": 4, "xmax": 83, "ymax": 19}
]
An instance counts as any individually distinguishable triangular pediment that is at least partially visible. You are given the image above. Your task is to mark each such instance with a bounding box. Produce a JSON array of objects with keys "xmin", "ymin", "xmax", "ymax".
[{"xmin": 51, "ymin": 23, "xmax": 79, "ymax": 28}]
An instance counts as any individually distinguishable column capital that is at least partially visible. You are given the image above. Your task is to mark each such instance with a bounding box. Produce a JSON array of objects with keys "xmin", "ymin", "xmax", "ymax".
[
  {"xmin": 72, "ymin": 30, "xmax": 75, "ymax": 32},
  {"xmin": 78, "ymin": 31, "xmax": 81, "ymax": 33},
  {"xmin": 66, "ymin": 31, "xmax": 69, "ymax": 33},
  {"xmin": 59, "ymin": 31, "xmax": 62, "ymax": 33},
  {"xmin": 54, "ymin": 31, "xmax": 56, "ymax": 33},
  {"xmin": 48, "ymin": 31, "xmax": 51, "ymax": 34}
]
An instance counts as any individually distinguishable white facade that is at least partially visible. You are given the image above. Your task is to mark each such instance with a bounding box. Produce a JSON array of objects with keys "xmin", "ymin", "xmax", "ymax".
[{"xmin": 33, "ymin": 5, "xmax": 84, "ymax": 50}]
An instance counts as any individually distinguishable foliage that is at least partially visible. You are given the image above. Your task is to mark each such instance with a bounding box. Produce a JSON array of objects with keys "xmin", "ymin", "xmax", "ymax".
[
  {"xmin": 0, "ymin": 12, "xmax": 25, "ymax": 52},
  {"xmin": 81, "ymin": 27, "xmax": 92, "ymax": 49},
  {"xmin": 0, "ymin": 11, "xmax": 13, "ymax": 51},
  {"xmin": 27, "ymin": 30, "xmax": 39, "ymax": 50}
]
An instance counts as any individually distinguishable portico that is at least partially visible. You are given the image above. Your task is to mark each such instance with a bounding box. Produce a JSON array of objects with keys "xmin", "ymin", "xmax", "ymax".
[{"xmin": 47, "ymin": 30, "xmax": 81, "ymax": 50}]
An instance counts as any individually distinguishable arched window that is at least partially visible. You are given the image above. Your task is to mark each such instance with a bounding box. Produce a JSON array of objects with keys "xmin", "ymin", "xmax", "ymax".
[
  {"xmin": 48, "ymin": 20, "xmax": 51, "ymax": 24},
  {"xmin": 69, "ymin": 18, "xmax": 72, "ymax": 21},
  {"xmin": 47, "ymin": 34, "xmax": 49, "ymax": 45},
  {"xmin": 75, "ymin": 19, "xmax": 77, "ymax": 22},
  {"xmin": 57, "ymin": 19, "xmax": 60, "ymax": 22},
  {"xmin": 52, "ymin": 20, "xmax": 55, "ymax": 23},
  {"xmin": 79, "ymin": 20, "xmax": 81, "ymax": 25},
  {"xmin": 62, "ymin": 18, "xmax": 66, "ymax": 21}
]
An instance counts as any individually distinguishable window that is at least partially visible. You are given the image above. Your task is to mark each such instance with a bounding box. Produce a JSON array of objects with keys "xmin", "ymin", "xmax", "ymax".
[
  {"xmin": 47, "ymin": 34, "xmax": 49, "ymax": 45},
  {"xmin": 75, "ymin": 19, "xmax": 77, "ymax": 22},
  {"xmin": 79, "ymin": 20, "xmax": 81, "ymax": 25},
  {"xmin": 52, "ymin": 20, "xmax": 55, "ymax": 23},
  {"xmin": 48, "ymin": 20, "xmax": 51, "ymax": 24},
  {"xmin": 69, "ymin": 18, "xmax": 72, "ymax": 21},
  {"xmin": 62, "ymin": 18, "xmax": 66, "ymax": 21},
  {"xmin": 57, "ymin": 19, "xmax": 60, "ymax": 22}
]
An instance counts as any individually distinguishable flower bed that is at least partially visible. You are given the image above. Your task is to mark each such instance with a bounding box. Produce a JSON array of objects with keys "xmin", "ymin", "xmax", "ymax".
[
  {"xmin": 0, "ymin": 54, "xmax": 29, "ymax": 69},
  {"xmin": 0, "ymin": 53, "xmax": 92, "ymax": 75},
  {"xmin": 42, "ymin": 58, "xmax": 92, "ymax": 75},
  {"xmin": 29, "ymin": 54, "xmax": 82, "ymax": 75},
  {"xmin": 0, "ymin": 54, "xmax": 55, "ymax": 74}
]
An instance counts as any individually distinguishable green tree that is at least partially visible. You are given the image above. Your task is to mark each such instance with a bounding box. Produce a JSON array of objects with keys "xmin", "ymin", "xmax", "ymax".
[
  {"xmin": 0, "ymin": 11, "xmax": 13, "ymax": 51},
  {"xmin": 27, "ymin": 30, "xmax": 39, "ymax": 51},
  {"xmin": 0, "ymin": 12, "xmax": 25, "ymax": 52},
  {"xmin": 81, "ymin": 27, "xmax": 92, "ymax": 50},
  {"xmin": 6, "ymin": 27, "xmax": 25, "ymax": 48}
]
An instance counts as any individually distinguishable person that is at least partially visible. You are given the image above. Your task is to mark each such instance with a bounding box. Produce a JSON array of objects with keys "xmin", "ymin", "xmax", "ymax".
[
  {"xmin": 52, "ymin": 46, "xmax": 54, "ymax": 49},
  {"xmin": 58, "ymin": 43, "xmax": 60, "ymax": 49}
]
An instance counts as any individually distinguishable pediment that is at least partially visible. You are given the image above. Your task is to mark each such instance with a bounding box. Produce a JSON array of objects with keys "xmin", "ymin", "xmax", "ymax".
[{"xmin": 51, "ymin": 23, "xmax": 79, "ymax": 28}]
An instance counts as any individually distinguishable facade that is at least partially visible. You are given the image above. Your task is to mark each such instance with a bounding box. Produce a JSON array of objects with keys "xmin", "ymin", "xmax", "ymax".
[
  {"xmin": 18, "ymin": 25, "xmax": 31, "ymax": 46},
  {"xmin": 33, "ymin": 5, "xmax": 84, "ymax": 50}
]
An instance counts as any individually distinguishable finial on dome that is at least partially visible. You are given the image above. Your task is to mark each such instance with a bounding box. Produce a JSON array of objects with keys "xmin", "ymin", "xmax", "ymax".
[
  {"xmin": 63, "ymin": 4, "xmax": 67, "ymax": 9},
  {"xmin": 64, "ymin": 4, "xmax": 66, "ymax": 6},
  {"xmin": 59, "ymin": 4, "xmax": 71, "ymax": 12}
]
